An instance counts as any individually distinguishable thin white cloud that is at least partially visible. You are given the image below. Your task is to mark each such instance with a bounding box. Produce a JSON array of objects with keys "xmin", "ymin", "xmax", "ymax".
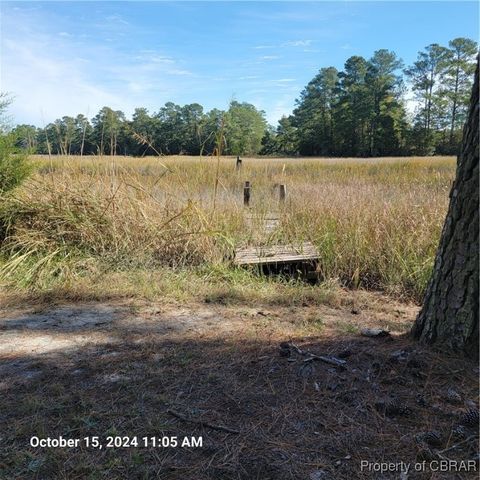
[
  {"xmin": 167, "ymin": 69, "xmax": 193, "ymax": 76},
  {"xmin": 254, "ymin": 40, "xmax": 313, "ymax": 50},
  {"xmin": 1, "ymin": 16, "xmax": 194, "ymax": 125},
  {"xmin": 3, "ymin": 38, "xmax": 132, "ymax": 125},
  {"xmin": 105, "ymin": 14, "xmax": 129, "ymax": 26},
  {"xmin": 282, "ymin": 40, "xmax": 312, "ymax": 47},
  {"xmin": 135, "ymin": 52, "xmax": 175, "ymax": 64}
]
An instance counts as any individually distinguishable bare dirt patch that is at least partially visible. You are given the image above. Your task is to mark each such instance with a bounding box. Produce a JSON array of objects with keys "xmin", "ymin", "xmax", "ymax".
[{"xmin": 0, "ymin": 293, "xmax": 478, "ymax": 479}]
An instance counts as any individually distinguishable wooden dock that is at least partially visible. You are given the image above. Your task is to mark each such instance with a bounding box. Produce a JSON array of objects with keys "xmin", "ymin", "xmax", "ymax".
[{"xmin": 234, "ymin": 242, "xmax": 319, "ymax": 266}]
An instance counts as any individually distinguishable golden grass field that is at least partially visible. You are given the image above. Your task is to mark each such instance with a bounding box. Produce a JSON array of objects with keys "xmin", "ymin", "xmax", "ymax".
[
  {"xmin": 0, "ymin": 154, "xmax": 456, "ymax": 303},
  {"xmin": 3, "ymin": 154, "xmax": 479, "ymax": 480}
]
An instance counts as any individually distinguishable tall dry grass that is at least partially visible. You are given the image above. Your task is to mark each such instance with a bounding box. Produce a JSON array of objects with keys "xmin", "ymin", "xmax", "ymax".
[{"xmin": 0, "ymin": 155, "xmax": 455, "ymax": 300}]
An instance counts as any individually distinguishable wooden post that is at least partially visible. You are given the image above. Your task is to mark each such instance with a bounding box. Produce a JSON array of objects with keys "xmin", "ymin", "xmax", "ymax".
[
  {"xmin": 279, "ymin": 184, "xmax": 286, "ymax": 204},
  {"xmin": 244, "ymin": 181, "xmax": 251, "ymax": 206},
  {"xmin": 236, "ymin": 156, "xmax": 242, "ymax": 170}
]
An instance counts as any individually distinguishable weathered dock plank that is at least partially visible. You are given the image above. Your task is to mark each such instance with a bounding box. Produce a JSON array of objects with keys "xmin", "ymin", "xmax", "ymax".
[{"xmin": 234, "ymin": 242, "xmax": 319, "ymax": 266}]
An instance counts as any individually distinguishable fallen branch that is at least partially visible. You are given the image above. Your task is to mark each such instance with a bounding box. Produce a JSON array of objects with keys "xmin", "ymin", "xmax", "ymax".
[
  {"xmin": 303, "ymin": 355, "xmax": 347, "ymax": 367},
  {"xmin": 288, "ymin": 342, "xmax": 307, "ymax": 355},
  {"xmin": 284, "ymin": 342, "xmax": 347, "ymax": 367},
  {"xmin": 167, "ymin": 409, "xmax": 240, "ymax": 434}
]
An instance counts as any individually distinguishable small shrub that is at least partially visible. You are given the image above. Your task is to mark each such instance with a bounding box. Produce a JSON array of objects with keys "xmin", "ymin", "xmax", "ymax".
[{"xmin": 0, "ymin": 133, "xmax": 31, "ymax": 195}]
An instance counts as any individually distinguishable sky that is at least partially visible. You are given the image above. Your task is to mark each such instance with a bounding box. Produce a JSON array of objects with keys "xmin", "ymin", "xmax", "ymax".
[{"xmin": 1, "ymin": 1, "xmax": 478, "ymax": 127}]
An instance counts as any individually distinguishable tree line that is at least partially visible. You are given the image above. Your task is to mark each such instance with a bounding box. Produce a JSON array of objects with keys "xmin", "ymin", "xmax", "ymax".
[
  {"xmin": 11, "ymin": 37, "xmax": 478, "ymax": 157},
  {"xmin": 12, "ymin": 101, "xmax": 267, "ymax": 157}
]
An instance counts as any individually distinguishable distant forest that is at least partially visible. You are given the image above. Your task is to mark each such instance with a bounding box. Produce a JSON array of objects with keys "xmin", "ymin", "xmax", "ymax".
[{"xmin": 12, "ymin": 37, "xmax": 478, "ymax": 157}]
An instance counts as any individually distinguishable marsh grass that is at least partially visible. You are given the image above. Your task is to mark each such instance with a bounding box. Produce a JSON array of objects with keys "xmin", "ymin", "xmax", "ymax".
[{"xmin": 0, "ymin": 154, "xmax": 455, "ymax": 301}]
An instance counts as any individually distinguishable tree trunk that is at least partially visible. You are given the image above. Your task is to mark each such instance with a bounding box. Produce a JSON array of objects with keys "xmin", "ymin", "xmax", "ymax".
[
  {"xmin": 449, "ymin": 64, "xmax": 460, "ymax": 143},
  {"xmin": 412, "ymin": 59, "xmax": 479, "ymax": 359}
]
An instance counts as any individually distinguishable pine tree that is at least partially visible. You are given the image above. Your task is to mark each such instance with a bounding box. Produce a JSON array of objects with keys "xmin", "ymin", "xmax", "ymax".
[{"xmin": 412, "ymin": 59, "xmax": 478, "ymax": 359}]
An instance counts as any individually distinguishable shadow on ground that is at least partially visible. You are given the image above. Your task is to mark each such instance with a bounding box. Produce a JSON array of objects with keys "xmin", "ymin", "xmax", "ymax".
[{"xmin": 0, "ymin": 302, "xmax": 478, "ymax": 480}]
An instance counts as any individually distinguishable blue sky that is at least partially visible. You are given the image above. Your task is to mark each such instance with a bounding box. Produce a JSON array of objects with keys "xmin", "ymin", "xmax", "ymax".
[{"xmin": 1, "ymin": 1, "xmax": 478, "ymax": 126}]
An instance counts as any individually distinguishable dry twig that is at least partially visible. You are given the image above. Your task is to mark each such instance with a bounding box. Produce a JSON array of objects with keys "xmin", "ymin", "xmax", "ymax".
[{"xmin": 167, "ymin": 409, "xmax": 240, "ymax": 434}]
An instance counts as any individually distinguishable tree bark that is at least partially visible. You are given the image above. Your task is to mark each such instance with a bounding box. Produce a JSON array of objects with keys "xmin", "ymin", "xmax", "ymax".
[{"xmin": 412, "ymin": 59, "xmax": 479, "ymax": 359}]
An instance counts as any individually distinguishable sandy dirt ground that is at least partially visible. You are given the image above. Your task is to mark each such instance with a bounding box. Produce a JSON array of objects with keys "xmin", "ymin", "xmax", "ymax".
[{"xmin": 0, "ymin": 294, "xmax": 478, "ymax": 479}]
